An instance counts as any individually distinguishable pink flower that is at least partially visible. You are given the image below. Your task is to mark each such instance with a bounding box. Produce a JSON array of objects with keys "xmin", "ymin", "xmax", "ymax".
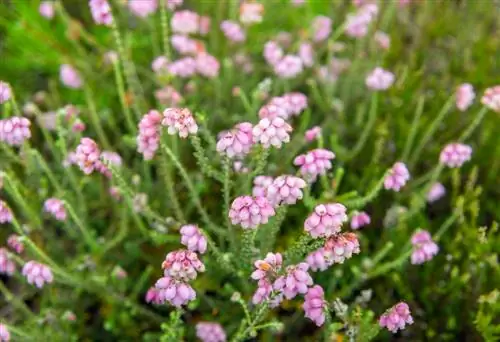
[
  {"xmin": 374, "ymin": 31, "xmax": 390, "ymax": 50},
  {"xmin": 196, "ymin": 322, "xmax": 227, "ymax": 342},
  {"xmin": 221, "ymin": 20, "xmax": 246, "ymax": 42},
  {"xmin": 350, "ymin": 212, "xmax": 371, "ymax": 229},
  {"xmin": 0, "ymin": 248, "xmax": 15, "ymax": 276},
  {"xmin": 198, "ymin": 16, "xmax": 211, "ymax": 35},
  {"xmin": 0, "ymin": 323, "xmax": 10, "ymax": 342},
  {"xmin": 0, "ymin": 201, "xmax": 12, "ymax": 224},
  {"xmin": 456, "ymin": 83, "xmax": 475, "ymax": 111},
  {"xmin": 22, "ymin": 261, "xmax": 54, "ymax": 288},
  {"xmin": 44, "ymin": 198, "xmax": 67, "ymax": 221},
  {"xmin": 152, "ymin": 56, "xmax": 170, "ymax": 73},
  {"xmin": 305, "ymin": 126, "xmax": 321, "ymax": 142},
  {"xmin": 0, "ymin": 81, "xmax": 11, "ymax": 104},
  {"xmin": 162, "ymin": 249, "xmax": 205, "ymax": 281},
  {"xmin": 168, "ymin": 57, "xmax": 197, "ymax": 77},
  {"xmin": 89, "ymin": 0, "xmax": 113, "ymax": 26},
  {"xmin": 303, "ymin": 285, "xmax": 327, "ymax": 326},
  {"xmin": 274, "ymin": 55, "xmax": 303, "ymax": 79},
  {"xmin": 60, "ymin": 64, "xmax": 83, "ymax": 89},
  {"xmin": 145, "ymin": 287, "xmax": 162, "ymax": 304},
  {"xmin": 481, "ymin": 86, "xmax": 500, "ymax": 113},
  {"xmin": 63, "ymin": 152, "xmax": 78, "ymax": 168},
  {"xmin": 171, "ymin": 35, "xmax": 203, "ymax": 55},
  {"xmin": 0, "ymin": 117, "xmax": 31, "ymax": 146},
  {"xmin": 252, "ymin": 117, "xmax": 292, "ymax": 149},
  {"xmin": 345, "ymin": 13, "xmax": 370, "ymax": 38},
  {"xmin": 180, "ymin": 224, "xmax": 207, "ymax": 254},
  {"xmin": 155, "ymin": 276, "xmax": 196, "ymax": 307},
  {"xmin": 324, "ymin": 232, "xmax": 361, "ymax": 264},
  {"xmin": 195, "ymin": 53, "xmax": 220, "ymax": 78},
  {"xmin": 128, "ymin": 0, "xmax": 157, "ymax": 18},
  {"xmin": 137, "ymin": 110, "xmax": 162, "ymax": 160},
  {"xmin": 294, "ymin": 149, "xmax": 335, "ymax": 182},
  {"xmin": 72, "ymin": 120, "xmax": 86, "ymax": 133},
  {"xmin": 379, "ymin": 302, "xmax": 413, "ymax": 333},
  {"xmin": 267, "ymin": 175, "xmax": 307, "ymax": 206},
  {"xmin": 439, "ymin": 143, "xmax": 472, "ymax": 168},
  {"xmin": 273, "ymin": 263, "xmax": 313, "ymax": 300},
  {"xmin": 252, "ymin": 278, "xmax": 273, "ymax": 304},
  {"xmin": 75, "ymin": 137, "xmax": 103, "ymax": 174},
  {"xmin": 263, "ymin": 41, "xmax": 283, "ymax": 66},
  {"xmin": 166, "ymin": 0, "xmax": 183, "ymax": 11},
  {"xmin": 304, "ymin": 203, "xmax": 348, "ymax": 238},
  {"xmin": 155, "ymin": 86, "xmax": 183, "ymax": 107},
  {"xmin": 171, "ymin": 10, "xmax": 199, "ymax": 34},
  {"xmin": 311, "ymin": 16, "xmax": 332, "ymax": 42},
  {"xmin": 384, "ymin": 162, "xmax": 410, "ymax": 191},
  {"xmin": 7, "ymin": 234, "xmax": 24, "ymax": 254},
  {"xmin": 251, "ymin": 252, "xmax": 283, "ymax": 281},
  {"xmin": 252, "ymin": 176, "xmax": 274, "ymax": 197},
  {"xmin": 426, "ymin": 182, "xmax": 446, "ymax": 203},
  {"xmin": 239, "ymin": 2, "xmax": 264, "ymax": 24},
  {"xmin": 100, "ymin": 151, "xmax": 122, "ymax": 167},
  {"xmin": 216, "ymin": 122, "xmax": 254, "ymax": 158},
  {"xmin": 233, "ymin": 161, "xmax": 249, "ymax": 173},
  {"xmin": 411, "ymin": 230, "xmax": 439, "ymax": 265},
  {"xmin": 109, "ymin": 186, "xmax": 122, "ymax": 201},
  {"xmin": 233, "ymin": 53, "xmax": 254, "ymax": 74},
  {"xmin": 162, "ymin": 107, "xmax": 198, "ymax": 138},
  {"xmin": 306, "ymin": 248, "xmax": 331, "ymax": 272},
  {"xmin": 39, "ymin": 1, "xmax": 55, "ymax": 19},
  {"xmin": 284, "ymin": 92, "xmax": 308, "ymax": 116},
  {"xmin": 229, "ymin": 195, "xmax": 275, "ymax": 229},
  {"xmin": 298, "ymin": 42, "xmax": 314, "ymax": 67},
  {"xmin": 366, "ymin": 67, "xmax": 395, "ymax": 90},
  {"xmin": 258, "ymin": 101, "xmax": 288, "ymax": 120}
]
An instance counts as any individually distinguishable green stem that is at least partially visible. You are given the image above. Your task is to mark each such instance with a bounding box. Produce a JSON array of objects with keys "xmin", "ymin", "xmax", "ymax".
[
  {"xmin": 262, "ymin": 207, "xmax": 287, "ymax": 252},
  {"xmin": 160, "ymin": 0, "xmax": 172, "ymax": 59},
  {"xmin": 0, "ymin": 281, "xmax": 34, "ymax": 318},
  {"xmin": 112, "ymin": 59, "xmax": 136, "ymax": 133},
  {"xmin": 63, "ymin": 200, "xmax": 99, "ymax": 252},
  {"xmin": 223, "ymin": 157, "xmax": 235, "ymax": 246},
  {"xmin": 346, "ymin": 92, "xmax": 378, "ymax": 161},
  {"xmin": 459, "ymin": 107, "xmax": 489, "ymax": 142},
  {"xmin": 31, "ymin": 150, "xmax": 64, "ymax": 195},
  {"xmin": 344, "ymin": 171, "xmax": 388, "ymax": 209},
  {"xmin": 83, "ymin": 85, "xmax": 111, "ymax": 149},
  {"xmin": 401, "ymin": 95, "xmax": 425, "ymax": 161},
  {"xmin": 159, "ymin": 154, "xmax": 185, "ymax": 222},
  {"xmin": 2, "ymin": 172, "xmax": 42, "ymax": 229}
]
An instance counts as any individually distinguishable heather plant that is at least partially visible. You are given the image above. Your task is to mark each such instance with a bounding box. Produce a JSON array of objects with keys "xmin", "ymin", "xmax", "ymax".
[{"xmin": 0, "ymin": 1, "xmax": 499, "ymax": 341}]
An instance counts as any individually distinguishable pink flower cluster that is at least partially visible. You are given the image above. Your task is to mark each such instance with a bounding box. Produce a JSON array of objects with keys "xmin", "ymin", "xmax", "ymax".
[
  {"xmin": 305, "ymin": 248, "xmax": 330, "ymax": 272},
  {"xmin": 345, "ymin": 4, "xmax": 378, "ymax": 38},
  {"xmin": 303, "ymin": 285, "xmax": 327, "ymax": 326},
  {"xmin": 44, "ymin": 198, "xmax": 67, "ymax": 221},
  {"xmin": 229, "ymin": 196, "xmax": 275, "ymax": 229},
  {"xmin": 171, "ymin": 10, "xmax": 200, "ymax": 35},
  {"xmin": 350, "ymin": 211, "xmax": 371, "ymax": 230},
  {"xmin": 274, "ymin": 55, "xmax": 303, "ymax": 79},
  {"xmin": 180, "ymin": 224, "xmax": 207, "ymax": 254},
  {"xmin": 220, "ymin": 20, "xmax": 246, "ymax": 42},
  {"xmin": 7, "ymin": 234, "xmax": 24, "ymax": 254},
  {"xmin": 89, "ymin": 0, "xmax": 113, "ymax": 26},
  {"xmin": 374, "ymin": 31, "xmax": 391, "ymax": 50},
  {"xmin": 481, "ymin": 85, "xmax": 500, "ymax": 112},
  {"xmin": 0, "ymin": 116, "xmax": 31, "ymax": 146},
  {"xmin": 311, "ymin": 16, "xmax": 332, "ymax": 42},
  {"xmin": 411, "ymin": 230, "xmax": 439, "ymax": 265},
  {"xmin": 162, "ymin": 249, "xmax": 205, "ymax": 281},
  {"xmin": 137, "ymin": 110, "xmax": 163, "ymax": 160},
  {"xmin": 0, "ymin": 81, "xmax": 11, "ymax": 104},
  {"xmin": 145, "ymin": 287, "xmax": 162, "ymax": 305},
  {"xmin": 294, "ymin": 149, "xmax": 335, "ymax": 182},
  {"xmin": 252, "ymin": 117, "xmax": 292, "ymax": 149},
  {"xmin": 22, "ymin": 261, "xmax": 53, "ymax": 288},
  {"xmin": 305, "ymin": 126, "xmax": 321, "ymax": 142},
  {"xmin": 439, "ymin": 143, "xmax": 472, "ymax": 168},
  {"xmin": 154, "ymin": 275, "xmax": 196, "ymax": 307},
  {"xmin": 379, "ymin": 302, "xmax": 414, "ymax": 333},
  {"xmin": 298, "ymin": 42, "xmax": 314, "ymax": 67},
  {"xmin": 128, "ymin": 0, "xmax": 157, "ymax": 18},
  {"xmin": 456, "ymin": 83, "xmax": 475, "ymax": 111},
  {"xmin": 426, "ymin": 182, "xmax": 446, "ymax": 203},
  {"xmin": 60, "ymin": 64, "xmax": 83, "ymax": 89},
  {"xmin": 155, "ymin": 86, "xmax": 183, "ymax": 107},
  {"xmin": 0, "ymin": 324, "xmax": 9, "ymax": 342},
  {"xmin": 163, "ymin": 108, "xmax": 199, "ymax": 138},
  {"xmin": 251, "ymin": 252, "xmax": 283, "ymax": 305},
  {"xmin": 39, "ymin": 1, "xmax": 55, "ymax": 19},
  {"xmin": 266, "ymin": 175, "xmax": 307, "ymax": 206},
  {"xmin": 0, "ymin": 248, "xmax": 15, "ymax": 276},
  {"xmin": 384, "ymin": 162, "xmax": 410, "ymax": 191},
  {"xmin": 171, "ymin": 35, "xmax": 203, "ymax": 55},
  {"xmin": 252, "ymin": 176, "xmax": 274, "ymax": 197},
  {"xmin": 75, "ymin": 138, "xmax": 110, "ymax": 176},
  {"xmin": 0, "ymin": 201, "xmax": 13, "ymax": 224},
  {"xmin": 366, "ymin": 67, "xmax": 395, "ymax": 90},
  {"xmin": 196, "ymin": 322, "xmax": 227, "ymax": 342},
  {"xmin": 259, "ymin": 93, "xmax": 308, "ymax": 120},
  {"xmin": 323, "ymin": 232, "xmax": 361, "ymax": 264},
  {"xmin": 216, "ymin": 122, "xmax": 254, "ymax": 158},
  {"xmin": 274, "ymin": 262, "xmax": 313, "ymax": 299}
]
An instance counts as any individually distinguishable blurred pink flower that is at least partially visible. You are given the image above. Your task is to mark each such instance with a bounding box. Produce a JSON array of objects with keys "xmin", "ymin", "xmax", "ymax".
[
  {"xmin": 0, "ymin": 323, "xmax": 10, "ymax": 342},
  {"xmin": 0, "ymin": 81, "xmax": 11, "ymax": 104},
  {"xmin": 304, "ymin": 203, "xmax": 348, "ymax": 238},
  {"xmin": 311, "ymin": 16, "xmax": 332, "ymax": 42},
  {"xmin": 0, "ymin": 248, "xmax": 15, "ymax": 276},
  {"xmin": 195, "ymin": 53, "xmax": 220, "ymax": 78},
  {"xmin": 145, "ymin": 287, "xmax": 162, "ymax": 305},
  {"xmin": 258, "ymin": 102, "xmax": 288, "ymax": 120},
  {"xmin": 366, "ymin": 67, "xmax": 395, "ymax": 90},
  {"xmin": 384, "ymin": 162, "xmax": 410, "ymax": 191},
  {"xmin": 196, "ymin": 322, "xmax": 227, "ymax": 342},
  {"xmin": 198, "ymin": 15, "xmax": 211, "ymax": 35},
  {"xmin": 303, "ymin": 285, "xmax": 327, "ymax": 326},
  {"xmin": 351, "ymin": 211, "xmax": 371, "ymax": 229},
  {"xmin": 294, "ymin": 149, "xmax": 335, "ymax": 182},
  {"xmin": 180, "ymin": 224, "xmax": 207, "ymax": 254},
  {"xmin": 229, "ymin": 195, "xmax": 275, "ymax": 229},
  {"xmin": 39, "ymin": 1, "xmax": 55, "ymax": 19},
  {"xmin": 305, "ymin": 126, "xmax": 321, "ymax": 142},
  {"xmin": 162, "ymin": 107, "xmax": 198, "ymax": 138},
  {"xmin": 0, "ymin": 117, "xmax": 31, "ymax": 146},
  {"xmin": 221, "ymin": 20, "xmax": 246, "ymax": 42},
  {"xmin": 426, "ymin": 182, "xmax": 446, "ymax": 203},
  {"xmin": 22, "ymin": 261, "xmax": 53, "ymax": 288},
  {"xmin": 481, "ymin": 85, "xmax": 500, "ymax": 112},
  {"xmin": 0, "ymin": 201, "xmax": 12, "ymax": 224},
  {"xmin": 7, "ymin": 234, "xmax": 24, "ymax": 254},
  {"xmin": 166, "ymin": 0, "xmax": 183, "ymax": 11},
  {"xmin": 439, "ymin": 143, "xmax": 472, "ymax": 168},
  {"xmin": 411, "ymin": 230, "xmax": 439, "ymax": 264},
  {"xmin": 374, "ymin": 31, "xmax": 390, "ymax": 50},
  {"xmin": 60, "ymin": 64, "xmax": 83, "ymax": 89},
  {"xmin": 137, "ymin": 110, "xmax": 162, "ymax": 160},
  {"xmin": 128, "ymin": 0, "xmax": 157, "ymax": 18},
  {"xmin": 239, "ymin": 2, "xmax": 264, "ymax": 24},
  {"xmin": 379, "ymin": 302, "xmax": 413, "ymax": 333},
  {"xmin": 168, "ymin": 57, "xmax": 197, "ymax": 78},
  {"xmin": 252, "ymin": 278, "xmax": 273, "ymax": 304},
  {"xmin": 263, "ymin": 41, "xmax": 283, "ymax": 66},
  {"xmin": 75, "ymin": 138, "xmax": 103, "ymax": 174},
  {"xmin": 252, "ymin": 176, "xmax": 274, "ymax": 197},
  {"xmin": 171, "ymin": 10, "xmax": 199, "ymax": 34},
  {"xmin": 171, "ymin": 35, "xmax": 202, "ymax": 55},
  {"xmin": 306, "ymin": 248, "xmax": 331, "ymax": 272},
  {"xmin": 456, "ymin": 83, "xmax": 475, "ymax": 111},
  {"xmin": 101, "ymin": 151, "xmax": 122, "ymax": 167},
  {"xmin": 274, "ymin": 55, "xmax": 303, "ymax": 79},
  {"xmin": 151, "ymin": 56, "xmax": 170, "ymax": 74},
  {"xmin": 298, "ymin": 42, "xmax": 314, "ymax": 67},
  {"xmin": 44, "ymin": 198, "xmax": 67, "ymax": 221},
  {"xmin": 89, "ymin": 0, "xmax": 113, "ymax": 26},
  {"xmin": 155, "ymin": 86, "xmax": 183, "ymax": 107},
  {"xmin": 267, "ymin": 175, "xmax": 307, "ymax": 206},
  {"xmin": 252, "ymin": 117, "xmax": 292, "ymax": 148}
]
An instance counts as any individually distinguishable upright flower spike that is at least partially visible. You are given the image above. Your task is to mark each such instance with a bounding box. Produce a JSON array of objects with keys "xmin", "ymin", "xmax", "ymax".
[
  {"xmin": 306, "ymin": 248, "xmax": 331, "ymax": 272},
  {"xmin": 426, "ymin": 182, "xmax": 446, "ymax": 203},
  {"xmin": 456, "ymin": 83, "xmax": 475, "ymax": 111},
  {"xmin": 60, "ymin": 64, "xmax": 83, "ymax": 89},
  {"xmin": 384, "ymin": 162, "xmax": 410, "ymax": 191},
  {"xmin": 137, "ymin": 110, "xmax": 163, "ymax": 160},
  {"xmin": 216, "ymin": 122, "xmax": 254, "ymax": 158},
  {"xmin": 350, "ymin": 212, "xmax": 371, "ymax": 230},
  {"xmin": 180, "ymin": 225, "xmax": 207, "ymax": 254},
  {"xmin": 44, "ymin": 198, "xmax": 67, "ymax": 221},
  {"xmin": 252, "ymin": 117, "xmax": 292, "ymax": 149},
  {"xmin": 7, "ymin": 234, "xmax": 24, "ymax": 254},
  {"xmin": 324, "ymin": 232, "xmax": 360, "ymax": 264},
  {"xmin": 0, "ymin": 201, "xmax": 13, "ymax": 224},
  {"xmin": 311, "ymin": 16, "xmax": 332, "ymax": 42},
  {"xmin": 196, "ymin": 322, "xmax": 227, "ymax": 342},
  {"xmin": 294, "ymin": 149, "xmax": 335, "ymax": 182},
  {"xmin": 171, "ymin": 10, "xmax": 199, "ymax": 34},
  {"xmin": 0, "ymin": 117, "xmax": 31, "ymax": 146},
  {"xmin": 481, "ymin": 85, "xmax": 500, "ymax": 112},
  {"xmin": 0, "ymin": 323, "xmax": 9, "ymax": 342},
  {"xmin": 0, "ymin": 81, "xmax": 11, "ymax": 104},
  {"xmin": 366, "ymin": 67, "xmax": 395, "ymax": 90},
  {"xmin": 274, "ymin": 55, "xmax": 303, "ymax": 79},
  {"xmin": 303, "ymin": 285, "xmax": 327, "ymax": 326},
  {"xmin": 229, "ymin": 196, "xmax": 275, "ymax": 229},
  {"xmin": 221, "ymin": 20, "xmax": 246, "ymax": 42},
  {"xmin": 128, "ymin": 0, "xmax": 158, "ymax": 18},
  {"xmin": 273, "ymin": 263, "xmax": 313, "ymax": 300},
  {"xmin": 410, "ymin": 230, "xmax": 439, "ymax": 265},
  {"xmin": 155, "ymin": 276, "xmax": 196, "ymax": 307},
  {"xmin": 88, "ymin": 0, "xmax": 113, "ymax": 26},
  {"xmin": 39, "ymin": 1, "xmax": 55, "ymax": 19},
  {"xmin": 162, "ymin": 249, "xmax": 205, "ymax": 281},
  {"xmin": 439, "ymin": 143, "xmax": 472, "ymax": 168},
  {"xmin": 0, "ymin": 248, "xmax": 15, "ymax": 276},
  {"xmin": 379, "ymin": 302, "xmax": 414, "ymax": 333},
  {"xmin": 22, "ymin": 261, "xmax": 54, "ymax": 288},
  {"xmin": 266, "ymin": 175, "xmax": 307, "ymax": 207},
  {"xmin": 162, "ymin": 108, "xmax": 198, "ymax": 138},
  {"xmin": 195, "ymin": 53, "xmax": 220, "ymax": 78},
  {"xmin": 252, "ymin": 176, "xmax": 274, "ymax": 197}
]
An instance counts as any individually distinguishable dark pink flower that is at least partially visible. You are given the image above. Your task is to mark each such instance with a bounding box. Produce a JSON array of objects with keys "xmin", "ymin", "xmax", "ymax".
[
  {"xmin": 155, "ymin": 276, "xmax": 196, "ymax": 307},
  {"xmin": 22, "ymin": 261, "xmax": 53, "ymax": 288},
  {"xmin": 350, "ymin": 212, "xmax": 371, "ymax": 230},
  {"xmin": 439, "ymin": 143, "xmax": 472, "ymax": 168},
  {"xmin": 273, "ymin": 262, "xmax": 313, "ymax": 300},
  {"xmin": 267, "ymin": 175, "xmax": 307, "ymax": 206},
  {"xmin": 44, "ymin": 198, "xmax": 67, "ymax": 221},
  {"xmin": 303, "ymin": 285, "xmax": 327, "ymax": 326},
  {"xmin": 216, "ymin": 122, "xmax": 254, "ymax": 158},
  {"xmin": 162, "ymin": 249, "xmax": 205, "ymax": 281},
  {"xmin": 89, "ymin": 0, "xmax": 113, "ymax": 26},
  {"xmin": 229, "ymin": 196, "xmax": 275, "ymax": 229},
  {"xmin": 294, "ymin": 149, "xmax": 335, "ymax": 182},
  {"xmin": 196, "ymin": 322, "xmax": 227, "ymax": 342},
  {"xmin": 252, "ymin": 117, "xmax": 292, "ymax": 149},
  {"xmin": 384, "ymin": 162, "xmax": 410, "ymax": 191},
  {"xmin": 304, "ymin": 203, "xmax": 348, "ymax": 238},
  {"xmin": 379, "ymin": 302, "xmax": 413, "ymax": 333},
  {"xmin": 180, "ymin": 225, "xmax": 207, "ymax": 254},
  {"xmin": 137, "ymin": 110, "xmax": 162, "ymax": 160},
  {"xmin": 7, "ymin": 234, "xmax": 24, "ymax": 254},
  {"xmin": 0, "ymin": 248, "xmax": 15, "ymax": 276},
  {"xmin": 410, "ymin": 230, "xmax": 438, "ymax": 265},
  {"xmin": 162, "ymin": 108, "xmax": 198, "ymax": 138},
  {"xmin": 305, "ymin": 126, "xmax": 321, "ymax": 142},
  {"xmin": 0, "ymin": 117, "xmax": 31, "ymax": 146}
]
